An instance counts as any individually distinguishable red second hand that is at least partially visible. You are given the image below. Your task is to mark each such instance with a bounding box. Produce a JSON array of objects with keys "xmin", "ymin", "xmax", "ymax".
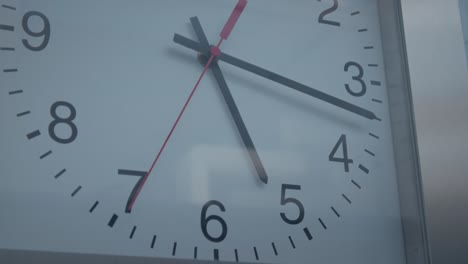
[{"xmin": 127, "ymin": 0, "xmax": 248, "ymax": 213}]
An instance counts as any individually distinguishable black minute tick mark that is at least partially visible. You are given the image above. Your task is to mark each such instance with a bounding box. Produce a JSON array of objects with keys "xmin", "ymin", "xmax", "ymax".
[
  {"xmin": 253, "ymin": 247, "xmax": 259, "ymax": 261},
  {"xmin": 331, "ymin": 206, "xmax": 341, "ymax": 217},
  {"xmin": 342, "ymin": 194, "xmax": 352, "ymax": 204},
  {"xmin": 352, "ymin": 180, "xmax": 362, "ymax": 189},
  {"xmin": 151, "ymin": 235, "xmax": 157, "ymax": 249},
  {"xmin": 318, "ymin": 218, "xmax": 327, "ymax": 229},
  {"xmin": 17, "ymin": 111, "xmax": 31, "ymax": 117},
  {"xmin": 303, "ymin": 227, "xmax": 313, "ymax": 240},
  {"xmin": 40, "ymin": 150, "xmax": 52, "ymax": 159},
  {"xmin": 9, "ymin": 90, "xmax": 23, "ymax": 95},
  {"xmin": 1, "ymin": 4, "xmax": 16, "ymax": 10},
  {"xmin": 288, "ymin": 236, "xmax": 296, "ymax": 249},
  {"xmin": 54, "ymin": 169, "xmax": 66, "ymax": 179},
  {"xmin": 89, "ymin": 201, "xmax": 99, "ymax": 213},
  {"xmin": 71, "ymin": 186, "xmax": 82, "ymax": 197},
  {"xmin": 129, "ymin": 226, "xmax": 137, "ymax": 239},
  {"xmin": 365, "ymin": 149, "xmax": 375, "ymax": 156},
  {"xmin": 272, "ymin": 242, "xmax": 278, "ymax": 255},
  {"xmin": 172, "ymin": 242, "xmax": 177, "ymax": 256},
  {"xmin": 359, "ymin": 164, "xmax": 370, "ymax": 174}
]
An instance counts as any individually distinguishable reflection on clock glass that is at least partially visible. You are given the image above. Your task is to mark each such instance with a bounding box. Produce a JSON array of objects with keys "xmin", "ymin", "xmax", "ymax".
[{"xmin": 0, "ymin": 1, "xmax": 406, "ymax": 263}]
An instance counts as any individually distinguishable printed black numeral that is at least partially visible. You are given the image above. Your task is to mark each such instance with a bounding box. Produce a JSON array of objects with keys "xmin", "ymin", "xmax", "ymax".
[
  {"xmin": 201, "ymin": 200, "xmax": 228, "ymax": 243},
  {"xmin": 344, "ymin": 62, "xmax": 367, "ymax": 97},
  {"xmin": 329, "ymin": 135, "xmax": 353, "ymax": 172},
  {"xmin": 22, "ymin": 11, "xmax": 50, "ymax": 51},
  {"xmin": 319, "ymin": 0, "xmax": 340, "ymax": 27},
  {"xmin": 280, "ymin": 184, "xmax": 305, "ymax": 225},
  {"xmin": 48, "ymin": 101, "xmax": 78, "ymax": 144}
]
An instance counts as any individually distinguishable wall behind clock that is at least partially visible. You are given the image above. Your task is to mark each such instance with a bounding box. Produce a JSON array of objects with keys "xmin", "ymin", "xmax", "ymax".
[{"xmin": 402, "ymin": 0, "xmax": 468, "ymax": 263}]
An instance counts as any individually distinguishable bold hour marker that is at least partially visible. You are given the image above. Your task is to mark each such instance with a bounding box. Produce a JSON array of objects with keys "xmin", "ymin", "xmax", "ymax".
[
  {"xmin": 3, "ymin": 68, "xmax": 18, "ymax": 73},
  {"xmin": 234, "ymin": 249, "xmax": 239, "ymax": 262},
  {"xmin": 303, "ymin": 227, "xmax": 313, "ymax": 240},
  {"xmin": 0, "ymin": 24, "xmax": 14, "ymax": 31},
  {"xmin": 17, "ymin": 111, "xmax": 31, "ymax": 117},
  {"xmin": 0, "ymin": 47, "xmax": 15, "ymax": 51},
  {"xmin": 214, "ymin": 249, "xmax": 219, "ymax": 261},
  {"xmin": 71, "ymin": 186, "xmax": 82, "ymax": 197},
  {"xmin": 342, "ymin": 194, "xmax": 352, "ymax": 204},
  {"xmin": 371, "ymin": 80, "xmax": 382, "ymax": 86},
  {"xmin": 359, "ymin": 164, "xmax": 370, "ymax": 174},
  {"xmin": 172, "ymin": 242, "xmax": 177, "ymax": 256},
  {"xmin": 368, "ymin": 64, "xmax": 379, "ymax": 67},
  {"xmin": 1, "ymin": 4, "xmax": 16, "ymax": 10},
  {"xmin": 108, "ymin": 214, "xmax": 118, "ymax": 228},
  {"xmin": 271, "ymin": 242, "xmax": 278, "ymax": 256},
  {"xmin": 253, "ymin": 247, "xmax": 259, "ymax": 261},
  {"xmin": 54, "ymin": 169, "xmax": 66, "ymax": 179},
  {"xmin": 364, "ymin": 46, "xmax": 374, "ymax": 50},
  {"xmin": 9, "ymin": 90, "xmax": 23, "ymax": 95},
  {"xmin": 351, "ymin": 11, "xmax": 360, "ymax": 16},
  {"xmin": 40, "ymin": 150, "xmax": 52, "ymax": 159},
  {"xmin": 151, "ymin": 235, "xmax": 157, "ymax": 249},
  {"xmin": 89, "ymin": 201, "xmax": 99, "ymax": 213},
  {"xmin": 331, "ymin": 206, "xmax": 341, "ymax": 217},
  {"xmin": 352, "ymin": 180, "xmax": 362, "ymax": 189},
  {"xmin": 26, "ymin": 130, "xmax": 41, "ymax": 140},
  {"xmin": 358, "ymin": 28, "xmax": 368, "ymax": 32},
  {"xmin": 369, "ymin": 133, "xmax": 380, "ymax": 139},
  {"xmin": 193, "ymin": 246, "xmax": 197, "ymax": 259},
  {"xmin": 288, "ymin": 236, "xmax": 296, "ymax": 249},
  {"xmin": 365, "ymin": 149, "xmax": 375, "ymax": 156},
  {"xmin": 118, "ymin": 169, "xmax": 147, "ymax": 177},
  {"xmin": 129, "ymin": 226, "xmax": 137, "ymax": 239},
  {"xmin": 372, "ymin": 98, "xmax": 383, "ymax": 103}
]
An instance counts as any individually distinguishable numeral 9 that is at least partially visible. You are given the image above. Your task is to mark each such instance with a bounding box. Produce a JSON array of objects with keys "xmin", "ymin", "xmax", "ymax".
[{"xmin": 22, "ymin": 11, "xmax": 50, "ymax": 51}]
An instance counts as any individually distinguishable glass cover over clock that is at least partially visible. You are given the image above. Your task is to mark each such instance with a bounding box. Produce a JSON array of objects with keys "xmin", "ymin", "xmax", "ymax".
[{"xmin": 0, "ymin": 1, "xmax": 431, "ymax": 264}]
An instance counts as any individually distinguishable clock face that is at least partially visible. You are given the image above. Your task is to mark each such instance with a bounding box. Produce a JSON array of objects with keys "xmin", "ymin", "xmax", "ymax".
[{"xmin": 0, "ymin": 1, "xmax": 408, "ymax": 264}]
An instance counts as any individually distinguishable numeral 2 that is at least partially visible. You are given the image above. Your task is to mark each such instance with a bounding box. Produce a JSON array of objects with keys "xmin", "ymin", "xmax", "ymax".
[{"xmin": 319, "ymin": 0, "xmax": 340, "ymax": 27}]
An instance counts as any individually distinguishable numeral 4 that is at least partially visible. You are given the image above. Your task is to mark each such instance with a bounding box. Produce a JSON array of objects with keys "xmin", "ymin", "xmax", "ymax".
[{"xmin": 329, "ymin": 135, "xmax": 353, "ymax": 172}]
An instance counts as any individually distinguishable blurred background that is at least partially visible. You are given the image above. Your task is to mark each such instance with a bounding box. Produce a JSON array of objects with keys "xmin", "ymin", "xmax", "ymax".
[{"xmin": 402, "ymin": 0, "xmax": 468, "ymax": 263}]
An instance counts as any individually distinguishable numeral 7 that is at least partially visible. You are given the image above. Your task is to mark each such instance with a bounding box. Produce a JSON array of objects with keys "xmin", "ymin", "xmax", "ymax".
[{"xmin": 118, "ymin": 169, "xmax": 148, "ymax": 213}]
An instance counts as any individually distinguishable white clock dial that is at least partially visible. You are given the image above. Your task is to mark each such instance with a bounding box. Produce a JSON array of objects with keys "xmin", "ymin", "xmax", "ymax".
[{"xmin": 0, "ymin": 1, "xmax": 429, "ymax": 264}]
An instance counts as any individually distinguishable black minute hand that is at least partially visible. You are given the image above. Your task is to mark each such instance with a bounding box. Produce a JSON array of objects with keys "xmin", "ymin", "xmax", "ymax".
[
  {"xmin": 190, "ymin": 17, "xmax": 268, "ymax": 184},
  {"xmin": 173, "ymin": 34, "xmax": 378, "ymax": 120}
]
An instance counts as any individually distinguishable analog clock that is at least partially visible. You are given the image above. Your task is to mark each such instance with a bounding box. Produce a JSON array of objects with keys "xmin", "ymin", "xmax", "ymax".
[{"xmin": 0, "ymin": 1, "xmax": 431, "ymax": 264}]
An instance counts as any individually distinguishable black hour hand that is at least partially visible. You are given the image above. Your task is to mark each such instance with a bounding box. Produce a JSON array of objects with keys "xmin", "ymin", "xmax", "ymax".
[{"xmin": 189, "ymin": 17, "xmax": 268, "ymax": 184}]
